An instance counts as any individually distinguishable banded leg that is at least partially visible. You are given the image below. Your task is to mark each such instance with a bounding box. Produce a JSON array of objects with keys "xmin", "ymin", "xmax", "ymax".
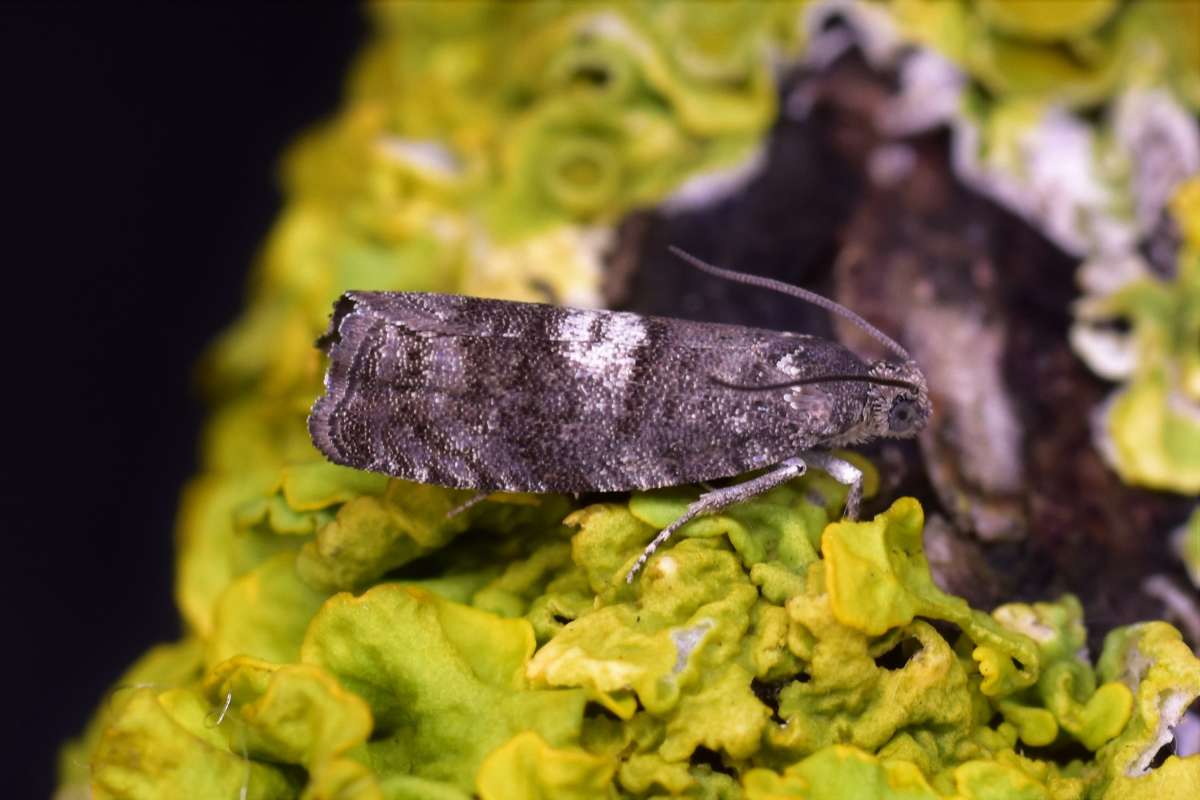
[
  {"xmin": 625, "ymin": 457, "xmax": 807, "ymax": 583},
  {"xmin": 802, "ymin": 451, "xmax": 864, "ymax": 519}
]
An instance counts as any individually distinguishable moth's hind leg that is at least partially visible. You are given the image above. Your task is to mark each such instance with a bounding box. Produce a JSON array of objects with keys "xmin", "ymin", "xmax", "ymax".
[
  {"xmin": 446, "ymin": 490, "xmax": 491, "ymax": 519},
  {"xmin": 802, "ymin": 451, "xmax": 863, "ymax": 519},
  {"xmin": 625, "ymin": 458, "xmax": 807, "ymax": 583}
]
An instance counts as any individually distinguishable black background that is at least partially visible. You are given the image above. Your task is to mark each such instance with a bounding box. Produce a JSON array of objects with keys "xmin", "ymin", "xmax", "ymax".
[{"xmin": 1, "ymin": 5, "xmax": 363, "ymax": 796}]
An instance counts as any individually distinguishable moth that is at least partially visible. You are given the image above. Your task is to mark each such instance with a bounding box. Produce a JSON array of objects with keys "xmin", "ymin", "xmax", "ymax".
[{"xmin": 309, "ymin": 247, "xmax": 931, "ymax": 582}]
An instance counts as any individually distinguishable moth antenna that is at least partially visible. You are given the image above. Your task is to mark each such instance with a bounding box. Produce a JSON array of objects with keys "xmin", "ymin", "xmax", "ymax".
[
  {"xmin": 710, "ymin": 373, "xmax": 922, "ymax": 393},
  {"xmin": 668, "ymin": 246, "xmax": 911, "ymax": 362}
]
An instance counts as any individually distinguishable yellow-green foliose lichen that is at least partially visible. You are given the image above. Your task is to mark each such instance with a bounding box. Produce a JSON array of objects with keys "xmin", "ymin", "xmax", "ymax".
[
  {"xmin": 1080, "ymin": 178, "xmax": 1200, "ymax": 493},
  {"xmin": 61, "ymin": 472, "xmax": 1200, "ymax": 798},
  {"xmin": 890, "ymin": 0, "xmax": 1200, "ymax": 110}
]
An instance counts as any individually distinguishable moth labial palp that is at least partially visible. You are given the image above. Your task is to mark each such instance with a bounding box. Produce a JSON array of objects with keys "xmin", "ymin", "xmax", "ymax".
[{"xmin": 307, "ymin": 247, "xmax": 932, "ymax": 584}]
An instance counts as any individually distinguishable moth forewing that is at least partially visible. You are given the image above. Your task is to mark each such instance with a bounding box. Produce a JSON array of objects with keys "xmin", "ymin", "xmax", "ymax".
[{"xmin": 311, "ymin": 295, "xmax": 875, "ymax": 491}]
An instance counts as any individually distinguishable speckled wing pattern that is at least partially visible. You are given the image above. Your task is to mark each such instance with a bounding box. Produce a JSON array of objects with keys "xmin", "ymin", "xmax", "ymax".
[{"xmin": 308, "ymin": 292, "xmax": 873, "ymax": 493}]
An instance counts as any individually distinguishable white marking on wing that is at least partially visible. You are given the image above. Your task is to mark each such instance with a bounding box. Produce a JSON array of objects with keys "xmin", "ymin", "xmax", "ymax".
[
  {"xmin": 562, "ymin": 313, "xmax": 647, "ymax": 380},
  {"xmin": 555, "ymin": 310, "xmax": 598, "ymax": 341}
]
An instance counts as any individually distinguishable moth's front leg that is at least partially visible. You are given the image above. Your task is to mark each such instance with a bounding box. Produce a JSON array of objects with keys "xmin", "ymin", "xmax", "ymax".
[
  {"xmin": 624, "ymin": 449, "xmax": 868, "ymax": 582},
  {"xmin": 625, "ymin": 457, "xmax": 807, "ymax": 583},
  {"xmin": 801, "ymin": 451, "xmax": 863, "ymax": 519}
]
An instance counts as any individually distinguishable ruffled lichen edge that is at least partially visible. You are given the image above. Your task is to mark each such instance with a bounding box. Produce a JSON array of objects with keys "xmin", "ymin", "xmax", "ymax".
[{"xmin": 59, "ymin": 466, "xmax": 1200, "ymax": 798}]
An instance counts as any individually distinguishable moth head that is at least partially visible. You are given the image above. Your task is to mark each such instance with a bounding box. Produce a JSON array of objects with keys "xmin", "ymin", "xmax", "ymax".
[
  {"xmin": 863, "ymin": 360, "xmax": 931, "ymax": 440},
  {"xmin": 669, "ymin": 247, "xmax": 932, "ymax": 442}
]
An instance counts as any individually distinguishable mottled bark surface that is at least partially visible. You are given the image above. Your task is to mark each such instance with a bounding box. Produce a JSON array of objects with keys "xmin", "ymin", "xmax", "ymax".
[{"xmin": 611, "ymin": 55, "xmax": 1194, "ymax": 652}]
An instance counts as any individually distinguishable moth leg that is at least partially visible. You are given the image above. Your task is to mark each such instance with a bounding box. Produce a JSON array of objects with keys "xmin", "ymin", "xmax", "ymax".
[
  {"xmin": 625, "ymin": 458, "xmax": 807, "ymax": 583},
  {"xmin": 446, "ymin": 491, "xmax": 490, "ymax": 519},
  {"xmin": 802, "ymin": 451, "xmax": 863, "ymax": 519}
]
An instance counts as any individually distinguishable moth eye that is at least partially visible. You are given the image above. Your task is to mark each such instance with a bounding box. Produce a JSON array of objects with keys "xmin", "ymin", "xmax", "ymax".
[{"xmin": 888, "ymin": 396, "xmax": 918, "ymax": 434}]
